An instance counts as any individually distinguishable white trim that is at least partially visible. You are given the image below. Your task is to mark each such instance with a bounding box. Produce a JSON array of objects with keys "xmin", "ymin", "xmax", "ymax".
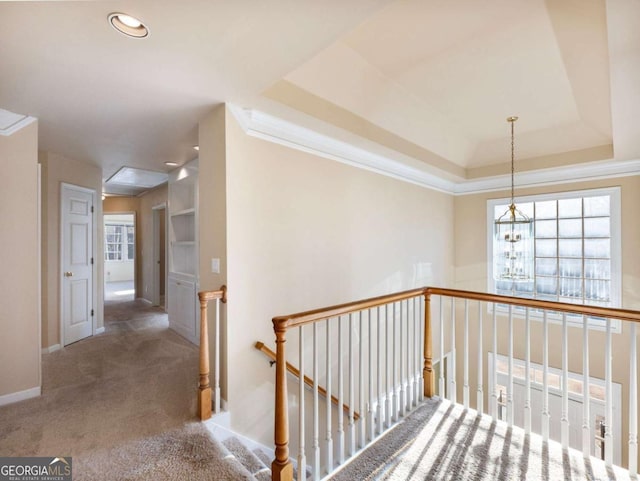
[
  {"xmin": 37, "ymin": 163, "xmax": 42, "ymax": 387},
  {"xmin": 41, "ymin": 344, "xmax": 61, "ymax": 354},
  {"xmin": 0, "ymin": 386, "xmax": 41, "ymax": 407},
  {"xmin": 0, "ymin": 115, "xmax": 37, "ymax": 137},
  {"xmin": 95, "ymin": 327, "xmax": 105, "ymax": 335},
  {"xmin": 227, "ymin": 104, "xmax": 640, "ymax": 195}
]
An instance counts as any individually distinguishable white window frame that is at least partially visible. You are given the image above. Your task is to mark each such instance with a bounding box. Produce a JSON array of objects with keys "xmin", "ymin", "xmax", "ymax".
[{"xmin": 486, "ymin": 187, "xmax": 622, "ymax": 332}]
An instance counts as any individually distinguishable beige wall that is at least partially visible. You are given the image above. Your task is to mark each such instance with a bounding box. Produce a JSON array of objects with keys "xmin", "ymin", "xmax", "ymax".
[
  {"xmin": 222, "ymin": 106, "xmax": 454, "ymax": 445},
  {"xmin": 40, "ymin": 151, "xmax": 103, "ymax": 349},
  {"xmin": 0, "ymin": 122, "xmax": 40, "ymax": 399},
  {"xmin": 454, "ymin": 175, "xmax": 640, "ymax": 467}
]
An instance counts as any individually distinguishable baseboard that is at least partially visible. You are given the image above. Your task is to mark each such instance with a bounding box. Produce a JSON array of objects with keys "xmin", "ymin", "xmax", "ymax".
[
  {"xmin": 0, "ymin": 386, "xmax": 41, "ymax": 407},
  {"xmin": 95, "ymin": 327, "xmax": 105, "ymax": 335},
  {"xmin": 41, "ymin": 344, "xmax": 61, "ymax": 354}
]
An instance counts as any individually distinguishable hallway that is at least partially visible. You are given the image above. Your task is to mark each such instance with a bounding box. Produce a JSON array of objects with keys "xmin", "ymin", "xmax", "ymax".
[{"xmin": 0, "ymin": 299, "xmax": 199, "ymax": 462}]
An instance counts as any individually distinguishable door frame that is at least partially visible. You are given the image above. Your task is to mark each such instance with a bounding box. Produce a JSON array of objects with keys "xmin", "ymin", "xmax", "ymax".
[
  {"xmin": 59, "ymin": 182, "xmax": 98, "ymax": 345},
  {"xmin": 103, "ymin": 211, "xmax": 137, "ymax": 298},
  {"xmin": 152, "ymin": 203, "xmax": 168, "ymax": 309}
]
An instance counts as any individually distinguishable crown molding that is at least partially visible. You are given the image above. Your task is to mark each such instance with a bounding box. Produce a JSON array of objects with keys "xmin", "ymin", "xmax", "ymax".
[{"xmin": 228, "ymin": 104, "xmax": 640, "ymax": 196}]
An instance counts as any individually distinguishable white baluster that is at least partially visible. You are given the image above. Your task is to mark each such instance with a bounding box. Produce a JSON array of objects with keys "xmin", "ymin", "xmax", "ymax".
[
  {"xmin": 491, "ymin": 304, "xmax": 497, "ymax": 418},
  {"xmin": 477, "ymin": 301, "xmax": 483, "ymax": 414},
  {"xmin": 214, "ymin": 299, "xmax": 221, "ymax": 414},
  {"xmin": 561, "ymin": 313, "xmax": 569, "ymax": 448},
  {"xmin": 359, "ymin": 311, "xmax": 366, "ymax": 448},
  {"xmin": 463, "ymin": 300, "xmax": 469, "ymax": 409},
  {"xmin": 348, "ymin": 313, "xmax": 355, "ymax": 457},
  {"xmin": 386, "ymin": 303, "xmax": 393, "ymax": 428},
  {"xmin": 439, "ymin": 297, "xmax": 445, "ymax": 400},
  {"xmin": 313, "ymin": 323, "xmax": 320, "ymax": 480},
  {"xmin": 377, "ymin": 306, "xmax": 383, "ymax": 435},
  {"xmin": 507, "ymin": 305, "xmax": 513, "ymax": 427},
  {"xmin": 326, "ymin": 319, "xmax": 333, "ymax": 472},
  {"xmin": 582, "ymin": 315, "xmax": 591, "ymax": 458},
  {"xmin": 542, "ymin": 310, "xmax": 550, "ymax": 441},
  {"xmin": 337, "ymin": 317, "xmax": 344, "ymax": 464},
  {"xmin": 605, "ymin": 318, "xmax": 613, "ymax": 466},
  {"xmin": 630, "ymin": 322, "xmax": 638, "ymax": 476},
  {"xmin": 404, "ymin": 300, "xmax": 411, "ymax": 411},
  {"xmin": 368, "ymin": 309, "xmax": 375, "ymax": 441},
  {"xmin": 298, "ymin": 327, "xmax": 306, "ymax": 481},
  {"xmin": 400, "ymin": 301, "xmax": 406, "ymax": 418},
  {"xmin": 418, "ymin": 296, "xmax": 425, "ymax": 402},
  {"xmin": 524, "ymin": 308, "xmax": 531, "ymax": 434},
  {"xmin": 450, "ymin": 297, "xmax": 457, "ymax": 405},
  {"xmin": 392, "ymin": 302, "xmax": 398, "ymax": 422}
]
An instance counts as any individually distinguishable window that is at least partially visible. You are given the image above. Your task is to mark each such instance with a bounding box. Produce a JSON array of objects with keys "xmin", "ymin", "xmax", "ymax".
[
  {"xmin": 105, "ymin": 223, "xmax": 135, "ymax": 261},
  {"xmin": 487, "ymin": 188, "xmax": 621, "ymax": 327}
]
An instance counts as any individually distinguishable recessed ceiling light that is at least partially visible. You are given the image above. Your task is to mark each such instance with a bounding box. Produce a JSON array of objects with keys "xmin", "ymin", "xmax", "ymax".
[
  {"xmin": 193, "ymin": 145, "xmax": 200, "ymax": 151},
  {"xmin": 164, "ymin": 161, "xmax": 178, "ymax": 167},
  {"xmin": 108, "ymin": 13, "xmax": 149, "ymax": 38}
]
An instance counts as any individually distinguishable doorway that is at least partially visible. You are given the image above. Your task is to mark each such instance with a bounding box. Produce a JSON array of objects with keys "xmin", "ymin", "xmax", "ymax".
[
  {"xmin": 104, "ymin": 213, "xmax": 136, "ymax": 302},
  {"xmin": 152, "ymin": 204, "xmax": 168, "ymax": 310}
]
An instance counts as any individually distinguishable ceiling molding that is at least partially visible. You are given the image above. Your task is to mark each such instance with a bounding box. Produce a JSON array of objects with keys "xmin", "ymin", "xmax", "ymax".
[
  {"xmin": 228, "ymin": 104, "xmax": 640, "ymax": 196},
  {"xmin": 0, "ymin": 109, "xmax": 37, "ymax": 137}
]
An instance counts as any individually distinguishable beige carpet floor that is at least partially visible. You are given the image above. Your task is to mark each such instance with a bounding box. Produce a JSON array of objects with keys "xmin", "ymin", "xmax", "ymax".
[{"xmin": 0, "ymin": 299, "xmax": 212, "ymax": 475}]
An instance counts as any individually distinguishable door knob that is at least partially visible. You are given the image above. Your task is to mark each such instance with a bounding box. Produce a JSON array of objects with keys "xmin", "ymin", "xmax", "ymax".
[{"xmin": 64, "ymin": 271, "xmax": 73, "ymax": 277}]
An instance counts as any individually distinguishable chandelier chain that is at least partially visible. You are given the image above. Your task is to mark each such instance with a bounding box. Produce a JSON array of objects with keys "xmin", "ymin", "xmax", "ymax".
[{"xmin": 510, "ymin": 118, "xmax": 515, "ymax": 206}]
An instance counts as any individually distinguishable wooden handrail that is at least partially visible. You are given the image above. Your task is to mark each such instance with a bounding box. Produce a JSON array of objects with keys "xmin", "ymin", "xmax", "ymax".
[
  {"xmin": 197, "ymin": 285, "xmax": 227, "ymax": 421},
  {"xmin": 254, "ymin": 341, "xmax": 360, "ymax": 420}
]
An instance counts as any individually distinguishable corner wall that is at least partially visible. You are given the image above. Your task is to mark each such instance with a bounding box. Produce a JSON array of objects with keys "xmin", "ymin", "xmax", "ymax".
[{"xmin": 0, "ymin": 122, "xmax": 40, "ymax": 401}]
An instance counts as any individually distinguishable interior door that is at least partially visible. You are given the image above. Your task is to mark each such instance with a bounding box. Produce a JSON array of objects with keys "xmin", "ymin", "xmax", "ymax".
[{"xmin": 61, "ymin": 184, "xmax": 94, "ymax": 346}]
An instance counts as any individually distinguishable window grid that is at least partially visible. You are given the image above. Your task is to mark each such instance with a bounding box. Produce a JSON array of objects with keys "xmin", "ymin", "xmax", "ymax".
[{"xmin": 105, "ymin": 224, "xmax": 134, "ymax": 261}]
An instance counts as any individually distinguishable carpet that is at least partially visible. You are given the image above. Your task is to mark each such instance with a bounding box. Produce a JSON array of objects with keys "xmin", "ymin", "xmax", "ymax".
[
  {"xmin": 75, "ymin": 423, "xmax": 253, "ymax": 481},
  {"xmin": 331, "ymin": 398, "xmax": 631, "ymax": 481}
]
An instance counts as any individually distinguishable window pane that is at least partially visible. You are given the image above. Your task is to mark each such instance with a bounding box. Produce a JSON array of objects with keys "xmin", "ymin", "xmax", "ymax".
[
  {"xmin": 584, "ymin": 217, "xmax": 609, "ymax": 238},
  {"xmin": 535, "ymin": 220, "xmax": 557, "ymax": 238},
  {"xmin": 535, "ymin": 200, "xmax": 557, "ymax": 219},
  {"xmin": 558, "ymin": 198, "xmax": 582, "ymax": 218},
  {"xmin": 559, "ymin": 239, "xmax": 582, "ymax": 257},
  {"xmin": 518, "ymin": 202, "xmax": 534, "ymax": 218},
  {"xmin": 559, "ymin": 258, "xmax": 582, "ymax": 278},
  {"xmin": 536, "ymin": 239, "xmax": 557, "ymax": 257},
  {"xmin": 495, "ymin": 204, "xmax": 509, "ymax": 220},
  {"xmin": 514, "ymin": 282, "xmax": 534, "ymax": 295},
  {"xmin": 536, "ymin": 277, "xmax": 557, "ymax": 296},
  {"xmin": 585, "ymin": 279, "xmax": 610, "ymax": 302},
  {"xmin": 585, "ymin": 259, "xmax": 610, "ymax": 280},
  {"xmin": 584, "ymin": 239, "xmax": 609, "ymax": 258},
  {"xmin": 536, "ymin": 258, "xmax": 557, "ymax": 276},
  {"xmin": 584, "ymin": 196, "xmax": 610, "ymax": 217},
  {"xmin": 558, "ymin": 219, "xmax": 582, "ymax": 238},
  {"xmin": 127, "ymin": 244, "xmax": 134, "ymax": 259},
  {"xmin": 559, "ymin": 277, "xmax": 582, "ymax": 298}
]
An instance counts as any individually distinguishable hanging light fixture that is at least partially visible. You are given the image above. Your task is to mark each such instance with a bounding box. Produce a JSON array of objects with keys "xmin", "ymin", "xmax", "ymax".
[{"xmin": 493, "ymin": 116, "xmax": 534, "ymax": 283}]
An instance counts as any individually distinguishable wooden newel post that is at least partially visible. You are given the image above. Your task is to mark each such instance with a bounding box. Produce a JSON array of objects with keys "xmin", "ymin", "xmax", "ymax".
[
  {"xmin": 198, "ymin": 292, "xmax": 212, "ymax": 421},
  {"xmin": 423, "ymin": 292, "xmax": 435, "ymax": 398},
  {"xmin": 272, "ymin": 319, "xmax": 294, "ymax": 481}
]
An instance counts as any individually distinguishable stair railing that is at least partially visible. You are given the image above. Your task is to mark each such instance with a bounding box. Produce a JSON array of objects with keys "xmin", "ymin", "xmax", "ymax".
[
  {"xmin": 197, "ymin": 285, "xmax": 227, "ymax": 421},
  {"xmin": 271, "ymin": 286, "xmax": 640, "ymax": 481}
]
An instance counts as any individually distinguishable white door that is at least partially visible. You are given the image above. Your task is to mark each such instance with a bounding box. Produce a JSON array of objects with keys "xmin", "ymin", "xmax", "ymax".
[{"xmin": 61, "ymin": 184, "xmax": 94, "ymax": 346}]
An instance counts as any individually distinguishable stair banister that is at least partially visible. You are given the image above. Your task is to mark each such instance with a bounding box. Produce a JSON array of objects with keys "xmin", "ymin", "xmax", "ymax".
[{"xmin": 197, "ymin": 285, "xmax": 227, "ymax": 421}]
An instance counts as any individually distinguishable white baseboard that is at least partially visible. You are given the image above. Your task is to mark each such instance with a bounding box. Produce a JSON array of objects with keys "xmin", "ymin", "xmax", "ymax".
[
  {"xmin": 95, "ymin": 327, "xmax": 105, "ymax": 335},
  {"xmin": 0, "ymin": 386, "xmax": 41, "ymax": 407},
  {"xmin": 41, "ymin": 344, "xmax": 61, "ymax": 354}
]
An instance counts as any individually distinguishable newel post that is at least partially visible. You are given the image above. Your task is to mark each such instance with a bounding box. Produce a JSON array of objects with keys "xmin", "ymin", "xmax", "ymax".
[
  {"xmin": 272, "ymin": 319, "xmax": 294, "ymax": 481},
  {"xmin": 423, "ymin": 291, "xmax": 435, "ymax": 398},
  {"xmin": 198, "ymin": 291, "xmax": 212, "ymax": 421}
]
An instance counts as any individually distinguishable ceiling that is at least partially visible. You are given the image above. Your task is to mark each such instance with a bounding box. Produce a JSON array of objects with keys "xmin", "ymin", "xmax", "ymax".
[{"xmin": 1, "ymin": 0, "xmax": 638, "ymax": 194}]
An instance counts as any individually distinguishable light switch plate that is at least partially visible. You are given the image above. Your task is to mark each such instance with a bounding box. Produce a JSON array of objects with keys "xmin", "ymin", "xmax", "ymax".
[{"xmin": 211, "ymin": 258, "xmax": 220, "ymax": 274}]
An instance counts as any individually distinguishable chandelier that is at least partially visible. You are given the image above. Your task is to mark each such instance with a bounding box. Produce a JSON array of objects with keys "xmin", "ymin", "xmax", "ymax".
[{"xmin": 493, "ymin": 116, "xmax": 534, "ymax": 283}]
